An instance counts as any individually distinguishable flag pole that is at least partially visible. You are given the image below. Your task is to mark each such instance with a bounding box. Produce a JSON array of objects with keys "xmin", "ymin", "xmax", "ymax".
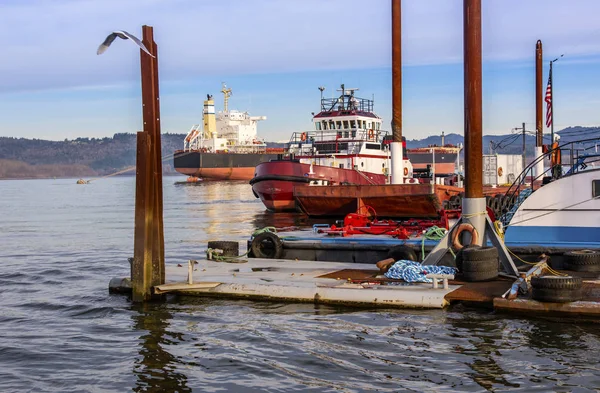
[{"xmin": 549, "ymin": 60, "xmax": 554, "ymax": 144}]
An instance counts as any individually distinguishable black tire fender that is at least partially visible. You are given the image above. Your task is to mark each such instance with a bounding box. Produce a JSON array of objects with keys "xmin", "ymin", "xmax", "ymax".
[
  {"xmin": 454, "ymin": 244, "xmax": 480, "ymax": 272},
  {"xmin": 461, "ymin": 246, "xmax": 499, "ymax": 262},
  {"xmin": 461, "ymin": 258, "xmax": 498, "ymax": 273},
  {"xmin": 532, "ymin": 287, "xmax": 582, "ymax": 303},
  {"xmin": 461, "ymin": 269, "xmax": 498, "ymax": 282},
  {"xmin": 531, "ymin": 275, "xmax": 582, "ymax": 290},
  {"xmin": 207, "ymin": 241, "xmax": 239, "ymax": 257},
  {"xmin": 564, "ymin": 250, "xmax": 600, "ymax": 265},
  {"xmin": 251, "ymin": 232, "xmax": 283, "ymax": 259}
]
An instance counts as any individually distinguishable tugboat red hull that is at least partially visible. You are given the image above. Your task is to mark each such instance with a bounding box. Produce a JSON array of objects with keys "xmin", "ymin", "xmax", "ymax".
[{"xmin": 250, "ymin": 160, "xmax": 387, "ymax": 211}]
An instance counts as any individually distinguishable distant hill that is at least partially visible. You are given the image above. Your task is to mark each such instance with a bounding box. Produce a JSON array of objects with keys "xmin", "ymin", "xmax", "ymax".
[{"xmin": 1, "ymin": 127, "xmax": 599, "ymax": 179}]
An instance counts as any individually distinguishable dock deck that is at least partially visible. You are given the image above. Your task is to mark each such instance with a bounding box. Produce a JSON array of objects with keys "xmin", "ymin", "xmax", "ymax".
[
  {"xmin": 154, "ymin": 258, "xmax": 459, "ymax": 309},
  {"xmin": 119, "ymin": 258, "xmax": 600, "ymax": 320}
]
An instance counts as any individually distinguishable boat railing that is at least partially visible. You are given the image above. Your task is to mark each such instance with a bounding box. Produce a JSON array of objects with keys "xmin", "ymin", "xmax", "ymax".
[
  {"xmin": 504, "ymin": 136, "xmax": 600, "ymax": 207},
  {"xmin": 287, "ymin": 129, "xmax": 387, "ymax": 145},
  {"xmin": 320, "ymin": 96, "xmax": 373, "ymax": 112}
]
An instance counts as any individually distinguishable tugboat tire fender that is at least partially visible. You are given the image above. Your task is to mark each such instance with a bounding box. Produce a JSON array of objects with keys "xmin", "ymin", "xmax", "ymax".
[{"xmin": 251, "ymin": 232, "xmax": 284, "ymax": 259}]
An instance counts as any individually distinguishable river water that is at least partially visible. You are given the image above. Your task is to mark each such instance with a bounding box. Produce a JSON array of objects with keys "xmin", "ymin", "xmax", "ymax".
[{"xmin": 0, "ymin": 176, "xmax": 598, "ymax": 392}]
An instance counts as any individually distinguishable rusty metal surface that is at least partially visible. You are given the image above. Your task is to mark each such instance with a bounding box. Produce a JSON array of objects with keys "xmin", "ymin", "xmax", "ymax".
[
  {"xmin": 463, "ymin": 0, "xmax": 483, "ymax": 198},
  {"xmin": 494, "ymin": 297, "xmax": 600, "ymax": 319},
  {"xmin": 392, "ymin": 0, "xmax": 402, "ymax": 142},
  {"xmin": 536, "ymin": 40, "xmax": 543, "ymax": 146},
  {"xmin": 317, "ymin": 269, "xmax": 380, "ymax": 280},
  {"xmin": 295, "ymin": 184, "xmax": 462, "ymax": 218},
  {"xmin": 132, "ymin": 25, "xmax": 165, "ymax": 302},
  {"xmin": 445, "ymin": 279, "xmax": 513, "ymax": 304}
]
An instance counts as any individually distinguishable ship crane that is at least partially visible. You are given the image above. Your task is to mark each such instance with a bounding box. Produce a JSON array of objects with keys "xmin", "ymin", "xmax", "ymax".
[{"xmin": 221, "ymin": 83, "xmax": 232, "ymax": 112}]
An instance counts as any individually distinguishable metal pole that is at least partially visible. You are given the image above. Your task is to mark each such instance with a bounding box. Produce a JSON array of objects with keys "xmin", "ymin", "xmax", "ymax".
[
  {"xmin": 534, "ymin": 40, "xmax": 544, "ymax": 180},
  {"xmin": 463, "ymin": 0, "xmax": 482, "ymax": 199},
  {"xmin": 550, "ymin": 60, "xmax": 554, "ymax": 144},
  {"xmin": 535, "ymin": 40, "xmax": 543, "ymax": 147},
  {"xmin": 522, "ymin": 122, "xmax": 526, "ymax": 170},
  {"xmin": 132, "ymin": 25, "xmax": 165, "ymax": 302},
  {"xmin": 390, "ymin": 0, "xmax": 404, "ymax": 184}
]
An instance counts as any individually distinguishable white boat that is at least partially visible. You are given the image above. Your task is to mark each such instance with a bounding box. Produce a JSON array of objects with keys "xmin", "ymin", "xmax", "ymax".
[{"xmin": 503, "ymin": 139, "xmax": 600, "ymax": 249}]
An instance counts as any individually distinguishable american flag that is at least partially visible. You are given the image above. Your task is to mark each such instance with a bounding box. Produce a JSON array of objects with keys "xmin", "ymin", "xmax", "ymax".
[{"xmin": 545, "ymin": 69, "xmax": 552, "ymax": 127}]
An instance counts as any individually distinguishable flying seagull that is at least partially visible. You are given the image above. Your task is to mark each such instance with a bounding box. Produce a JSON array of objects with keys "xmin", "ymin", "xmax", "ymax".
[{"xmin": 97, "ymin": 30, "xmax": 155, "ymax": 57}]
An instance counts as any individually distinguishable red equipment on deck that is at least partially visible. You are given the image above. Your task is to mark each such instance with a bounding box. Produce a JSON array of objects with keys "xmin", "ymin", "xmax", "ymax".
[{"xmin": 315, "ymin": 206, "xmax": 462, "ymax": 239}]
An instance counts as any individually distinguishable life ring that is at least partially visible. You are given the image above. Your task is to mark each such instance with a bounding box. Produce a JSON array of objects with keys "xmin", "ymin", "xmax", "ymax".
[
  {"xmin": 403, "ymin": 167, "xmax": 409, "ymax": 176},
  {"xmin": 497, "ymin": 167, "xmax": 503, "ymax": 177},
  {"xmin": 301, "ymin": 132, "xmax": 307, "ymax": 142},
  {"xmin": 368, "ymin": 129, "xmax": 375, "ymax": 140},
  {"xmin": 451, "ymin": 223, "xmax": 479, "ymax": 250}
]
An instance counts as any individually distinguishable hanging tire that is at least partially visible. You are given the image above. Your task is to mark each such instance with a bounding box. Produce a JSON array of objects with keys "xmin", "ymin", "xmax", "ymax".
[
  {"xmin": 462, "ymin": 246, "xmax": 499, "ymax": 262},
  {"xmin": 251, "ymin": 232, "xmax": 283, "ymax": 259},
  {"xmin": 449, "ymin": 195, "xmax": 461, "ymax": 209},
  {"xmin": 531, "ymin": 276, "xmax": 582, "ymax": 303},
  {"xmin": 501, "ymin": 195, "xmax": 512, "ymax": 211},
  {"xmin": 207, "ymin": 240, "xmax": 239, "ymax": 257},
  {"xmin": 563, "ymin": 250, "xmax": 600, "ymax": 272},
  {"xmin": 387, "ymin": 245, "xmax": 418, "ymax": 262}
]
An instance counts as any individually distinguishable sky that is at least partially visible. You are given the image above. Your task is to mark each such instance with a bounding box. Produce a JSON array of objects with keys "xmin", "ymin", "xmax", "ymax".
[{"xmin": 1, "ymin": 0, "xmax": 600, "ymax": 142}]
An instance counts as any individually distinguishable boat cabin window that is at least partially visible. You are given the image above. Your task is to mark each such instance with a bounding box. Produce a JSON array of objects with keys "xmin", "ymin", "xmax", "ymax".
[
  {"xmin": 375, "ymin": 123, "xmax": 380, "ymax": 130},
  {"xmin": 315, "ymin": 122, "xmax": 322, "ymax": 131},
  {"xmin": 336, "ymin": 121, "xmax": 342, "ymax": 130},
  {"xmin": 322, "ymin": 121, "xmax": 328, "ymax": 130},
  {"xmin": 366, "ymin": 143, "xmax": 380, "ymax": 150},
  {"xmin": 350, "ymin": 120, "xmax": 356, "ymax": 128},
  {"xmin": 337, "ymin": 131, "xmax": 342, "ymax": 139},
  {"xmin": 593, "ymin": 180, "xmax": 600, "ymax": 198},
  {"xmin": 329, "ymin": 120, "xmax": 335, "ymax": 130},
  {"xmin": 351, "ymin": 130, "xmax": 356, "ymax": 138},
  {"xmin": 343, "ymin": 120, "xmax": 349, "ymax": 129},
  {"xmin": 344, "ymin": 131, "xmax": 349, "ymax": 138}
]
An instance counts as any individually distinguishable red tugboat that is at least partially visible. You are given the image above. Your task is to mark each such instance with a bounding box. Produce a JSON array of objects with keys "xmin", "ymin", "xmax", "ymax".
[{"xmin": 250, "ymin": 85, "xmax": 415, "ymax": 211}]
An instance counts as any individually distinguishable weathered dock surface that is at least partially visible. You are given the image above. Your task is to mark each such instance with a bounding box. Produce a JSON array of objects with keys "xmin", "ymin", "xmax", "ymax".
[{"xmin": 154, "ymin": 258, "xmax": 459, "ymax": 309}]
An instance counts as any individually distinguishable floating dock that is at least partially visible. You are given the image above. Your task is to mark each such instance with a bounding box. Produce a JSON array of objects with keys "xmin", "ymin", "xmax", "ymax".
[{"xmin": 109, "ymin": 257, "xmax": 600, "ymax": 320}]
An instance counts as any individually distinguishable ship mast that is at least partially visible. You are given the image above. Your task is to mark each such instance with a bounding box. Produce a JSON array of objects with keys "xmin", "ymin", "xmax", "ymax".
[{"xmin": 221, "ymin": 83, "xmax": 232, "ymax": 112}]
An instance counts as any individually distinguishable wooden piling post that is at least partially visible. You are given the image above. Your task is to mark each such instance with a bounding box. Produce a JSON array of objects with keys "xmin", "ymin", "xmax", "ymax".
[{"xmin": 132, "ymin": 25, "xmax": 165, "ymax": 302}]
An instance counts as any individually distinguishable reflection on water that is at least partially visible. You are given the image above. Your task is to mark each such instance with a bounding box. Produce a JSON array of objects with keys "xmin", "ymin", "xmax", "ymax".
[
  {"xmin": 132, "ymin": 303, "xmax": 191, "ymax": 393},
  {"xmin": 0, "ymin": 177, "xmax": 599, "ymax": 392}
]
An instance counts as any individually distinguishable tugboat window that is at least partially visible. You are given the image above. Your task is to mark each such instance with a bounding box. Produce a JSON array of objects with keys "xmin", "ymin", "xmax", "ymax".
[
  {"xmin": 323, "ymin": 121, "xmax": 328, "ymax": 130},
  {"xmin": 336, "ymin": 121, "xmax": 342, "ymax": 130},
  {"xmin": 593, "ymin": 180, "xmax": 600, "ymax": 198},
  {"xmin": 350, "ymin": 120, "xmax": 356, "ymax": 128},
  {"xmin": 343, "ymin": 121, "xmax": 349, "ymax": 129},
  {"xmin": 316, "ymin": 122, "xmax": 321, "ymax": 130}
]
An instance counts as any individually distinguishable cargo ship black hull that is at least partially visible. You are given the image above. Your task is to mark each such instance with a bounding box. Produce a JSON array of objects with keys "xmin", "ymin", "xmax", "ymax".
[{"xmin": 173, "ymin": 150, "xmax": 281, "ymax": 180}]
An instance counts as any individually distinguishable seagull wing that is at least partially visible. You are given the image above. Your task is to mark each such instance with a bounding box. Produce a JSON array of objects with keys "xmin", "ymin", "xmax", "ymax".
[
  {"xmin": 114, "ymin": 30, "xmax": 155, "ymax": 58},
  {"xmin": 96, "ymin": 30, "xmax": 156, "ymax": 58},
  {"xmin": 96, "ymin": 32, "xmax": 118, "ymax": 55}
]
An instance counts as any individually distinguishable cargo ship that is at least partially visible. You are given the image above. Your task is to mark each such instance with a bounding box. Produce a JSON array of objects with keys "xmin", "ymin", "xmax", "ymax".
[
  {"xmin": 173, "ymin": 84, "xmax": 284, "ymax": 181},
  {"xmin": 250, "ymin": 85, "xmax": 460, "ymax": 211}
]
